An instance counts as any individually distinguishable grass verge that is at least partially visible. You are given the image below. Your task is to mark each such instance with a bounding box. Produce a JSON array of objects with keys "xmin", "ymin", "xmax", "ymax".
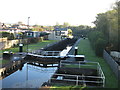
[
  {"xmin": 2, "ymin": 40, "xmax": 57, "ymax": 53},
  {"xmin": 0, "ymin": 40, "xmax": 57, "ymax": 65},
  {"xmin": 0, "ymin": 59, "xmax": 10, "ymax": 65},
  {"xmin": 78, "ymin": 38, "xmax": 118, "ymax": 88}
]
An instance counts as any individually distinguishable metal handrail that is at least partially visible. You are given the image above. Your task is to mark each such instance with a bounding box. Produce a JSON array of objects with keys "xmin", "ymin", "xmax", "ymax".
[
  {"xmin": 51, "ymin": 78, "xmax": 103, "ymax": 83},
  {"xmin": 59, "ymin": 61, "xmax": 105, "ymax": 87},
  {"xmin": 52, "ymin": 74, "xmax": 104, "ymax": 79}
]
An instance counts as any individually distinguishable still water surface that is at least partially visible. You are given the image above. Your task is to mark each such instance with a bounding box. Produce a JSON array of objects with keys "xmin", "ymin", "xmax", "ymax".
[{"xmin": 2, "ymin": 63, "xmax": 57, "ymax": 88}]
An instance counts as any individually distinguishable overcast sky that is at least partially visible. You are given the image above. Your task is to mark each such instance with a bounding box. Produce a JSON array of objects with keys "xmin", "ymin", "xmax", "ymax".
[{"xmin": 0, "ymin": 0, "xmax": 117, "ymax": 26}]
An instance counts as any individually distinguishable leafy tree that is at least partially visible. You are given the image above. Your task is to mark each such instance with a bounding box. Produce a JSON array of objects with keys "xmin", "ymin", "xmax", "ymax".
[
  {"xmin": 93, "ymin": 13, "xmax": 110, "ymax": 41},
  {"xmin": 67, "ymin": 29, "xmax": 72, "ymax": 36},
  {"xmin": 2, "ymin": 32, "xmax": 10, "ymax": 37},
  {"xmin": 93, "ymin": 1, "xmax": 119, "ymax": 51},
  {"xmin": 88, "ymin": 30, "xmax": 107, "ymax": 56},
  {"xmin": 32, "ymin": 25, "xmax": 44, "ymax": 31},
  {"xmin": 1, "ymin": 32, "xmax": 15, "ymax": 40},
  {"xmin": 63, "ymin": 22, "xmax": 70, "ymax": 27},
  {"xmin": 69, "ymin": 25, "xmax": 91, "ymax": 38}
]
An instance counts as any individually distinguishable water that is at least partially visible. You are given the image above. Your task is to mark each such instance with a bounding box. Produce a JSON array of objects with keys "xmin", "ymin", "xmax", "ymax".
[{"xmin": 1, "ymin": 63, "xmax": 57, "ymax": 88}]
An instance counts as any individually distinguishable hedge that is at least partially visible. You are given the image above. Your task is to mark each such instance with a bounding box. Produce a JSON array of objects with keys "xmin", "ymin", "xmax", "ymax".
[{"xmin": 88, "ymin": 31, "xmax": 107, "ymax": 57}]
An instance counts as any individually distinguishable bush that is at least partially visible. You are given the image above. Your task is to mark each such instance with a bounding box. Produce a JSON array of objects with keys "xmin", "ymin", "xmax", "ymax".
[
  {"xmin": 88, "ymin": 31, "xmax": 107, "ymax": 57},
  {"xmin": 8, "ymin": 33, "xmax": 15, "ymax": 40},
  {"xmin": 40, "ymin": 32, "xmax": 49, "ymax": 36},
  {"xmin": 95, "ymin": 38, "xmax": 106, "ymax": 56},
  {"xmin": 27, "ymin": 37, "xmax": 40, "ymax": 44},
  {"xmin": 2, "ymin": 32, "xmax": 15, "ymax": 40},
  {"xmin": 1, "ymin": 32, "xmax": 10, "ymax": 37}
]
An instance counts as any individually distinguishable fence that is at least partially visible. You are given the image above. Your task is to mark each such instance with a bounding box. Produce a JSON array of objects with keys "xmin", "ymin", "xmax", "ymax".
[
  {"xmin": 103, "ymin": 50, "xmax": 120, "ymax": 80},
  {"xmin": 50, "ymin": 61, "xmax": 105, "ymax": 87},
  {"xmin": 50, "ymin": 73, "xmax": 105, "ymax": 87},
  {"xmin": 60, "ymin": 61, "xmax": 105, "ymax": 79},
  {"xmin": 40, "ymin": 51, "xmax": 61, "ymax": 56}
]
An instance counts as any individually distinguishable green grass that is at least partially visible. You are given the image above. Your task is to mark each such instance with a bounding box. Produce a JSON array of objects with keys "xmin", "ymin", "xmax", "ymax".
[
  {"xmin": 50, "ymin": 85, "xmax": 85, "ymax": 90},
  {"xmin": 1, "ymin": 40, "xmax": 57, "ymax": 53},
  {"xmin": 50, "ymin": 38, "xmax": 118, "ymax": 89},
  {"xmin": 0, "ymin": 59, "xmax": 10, "ymax": 65},
  {"xmin": 78, "ymin": 38, "xmax": 118, "ymax": 88},
  {"xmin": 0, "ymin": 40, "xmax": 57, "ymax": 65},
  {"xmin": 63, "ymin": 64, "xmax": 97, "ymax": 69}
]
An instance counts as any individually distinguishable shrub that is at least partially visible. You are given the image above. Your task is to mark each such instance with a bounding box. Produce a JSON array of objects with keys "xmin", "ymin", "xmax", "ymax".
[
  {"xmin": 2, "ymin": 32, "xmax": 15, "ymax": 40},
  {"xmin": 1, "ymin": 32, "xmax": 9, "ymax": 37},
  {"xmin": 8, "ymin": 33, "xmax": 15, "ymax": 40},
  {"xmin": 95, "ymin": 38, "xmax": 106, "ymax": 56},
  {"xmin": 88, "ymin": 30, "xmax": 107, "ymax": 57},
  {"xmin": 27, "ymin": 37, "xmax": 40, "ymax": 44},
  {"xmin": 40, "ymin": 32, "xmax": 49, "ymax": 36}
]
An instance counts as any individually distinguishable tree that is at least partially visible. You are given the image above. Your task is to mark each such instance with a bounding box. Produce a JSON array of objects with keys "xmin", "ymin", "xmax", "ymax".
[
  {"xmin": 69, "ymin": 25, "xmax": 91, "ymax": 38},
  {"xmin": 118, "ymin": 1, "xmax": 120, "ymax": 51},
  {"xmin": 63, "ymin": 22, "xmax": 70, "ymax": 27},
  {"xmin": 32, "ymin": 25, "xmax": 44, "ymax": 31},
  {"xmin": 67, "ymin": 29, "xmax": 72, "ymax": 37},
  {"xmin": 92, "ymin": 1, "xmax": 119, "ymax": 52},
  {"xmin": 1, "ymin": 32, "xmax": 15, "ymax": 40}
]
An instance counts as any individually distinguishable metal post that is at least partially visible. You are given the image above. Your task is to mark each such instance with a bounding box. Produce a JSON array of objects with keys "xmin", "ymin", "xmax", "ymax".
[
  {"xmin": 79, "ymin": 61, "xmax": 80, "ymax": 68},
  {"xmin": 76, "ymin": 76, "xmax": 78, "ymax": 86},
  {"xmin": 75, "ymin": 47, "xmax": 78, "ymax": 55},
  {"xmin": 103, "ymin": 77, "xmax": 105, "ymax": 87},
  {"xmin": 19, "ymin": 43, "xmax": 23, "ymax": 52},
  {"xmin": 27, "ymin": 17, "xmax": 30, "ymax": 53}
]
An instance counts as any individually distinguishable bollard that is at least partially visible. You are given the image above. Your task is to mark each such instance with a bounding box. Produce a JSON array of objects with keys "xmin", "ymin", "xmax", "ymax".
[
  {"xmin": 75, "ymin": 47, "xmax": 78, "ymax": 55},
  {"xmin": 75, "ymin": 55, "xmax": 85, "ymax": 61},
  {"xmin": 3, "ymin": 51, "xmax": 11, "ymax": 59},
  {"xmin": 1, "ymin": 72, "xmax": 3, "ymax": 76},
  {"xmin": 19, "ymin": 43, "xmax": 23, "ymax": 52}
]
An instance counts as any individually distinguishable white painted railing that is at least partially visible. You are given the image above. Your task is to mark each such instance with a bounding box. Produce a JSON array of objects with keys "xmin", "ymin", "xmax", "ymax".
[
  {"xmin": 50, "ymin": 73, "xmax": 104, "ymax": 87},
  {"xmin": 58, "ymin": 61, "xmax": 105, "ymax": 87}
]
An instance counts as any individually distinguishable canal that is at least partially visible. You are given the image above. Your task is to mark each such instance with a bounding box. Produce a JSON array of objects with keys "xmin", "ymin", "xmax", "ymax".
[
  {"xmin": 1, "ymin": 63, "xmax": 57, "ymax": 88},
  {"xmin": 1, "ymin": 38, "xmax": 79, "ymax": 88}
]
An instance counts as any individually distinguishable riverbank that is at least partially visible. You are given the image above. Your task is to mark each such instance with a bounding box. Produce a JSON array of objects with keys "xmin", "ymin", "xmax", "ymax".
[
  {"xmin": 0, "ymin": 40, "xmax": 57, "ymax": 65},
  {"xmin": 78, "ymin": 38, "xmax": 118, "ymax": 88},
  {"xmin": 48, "ymin": 38, "xmax": 118, "ymax": 89}
]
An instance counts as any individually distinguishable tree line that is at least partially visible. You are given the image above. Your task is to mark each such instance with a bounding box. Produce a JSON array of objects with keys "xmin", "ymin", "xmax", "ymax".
[
  {"xmin": 69, "ymin": 1, "xmax": 120, "ymax": 57},
  {"xmin": 87, "ymin": 1, "xmax": 119, "ymax": 56}
]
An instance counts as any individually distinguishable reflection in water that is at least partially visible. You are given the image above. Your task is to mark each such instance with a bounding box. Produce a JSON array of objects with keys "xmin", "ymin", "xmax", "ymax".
[
  {"xmin": 0, "ymin": 61, "xmax": 25, "ymax": 80},
  {"xmin": 1, "ymin": 61, "xmax": 57, "ymax": 88}
]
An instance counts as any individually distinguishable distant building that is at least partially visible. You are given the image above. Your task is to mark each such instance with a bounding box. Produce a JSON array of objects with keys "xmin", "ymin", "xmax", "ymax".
[
  {"xmin": 48, "ymin": 28, "xmax": 72, "ymax": 40},
  {"xmin": 1, "ymin": 23, "xmax": 11, "ymax": 29},
  {"xmin": 11, "ymin": 24, "xmax": 28, "ymax": 29},
  {"xmin": 25, "ymin": 31, "xmax": 41, "ymax": 38}
]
